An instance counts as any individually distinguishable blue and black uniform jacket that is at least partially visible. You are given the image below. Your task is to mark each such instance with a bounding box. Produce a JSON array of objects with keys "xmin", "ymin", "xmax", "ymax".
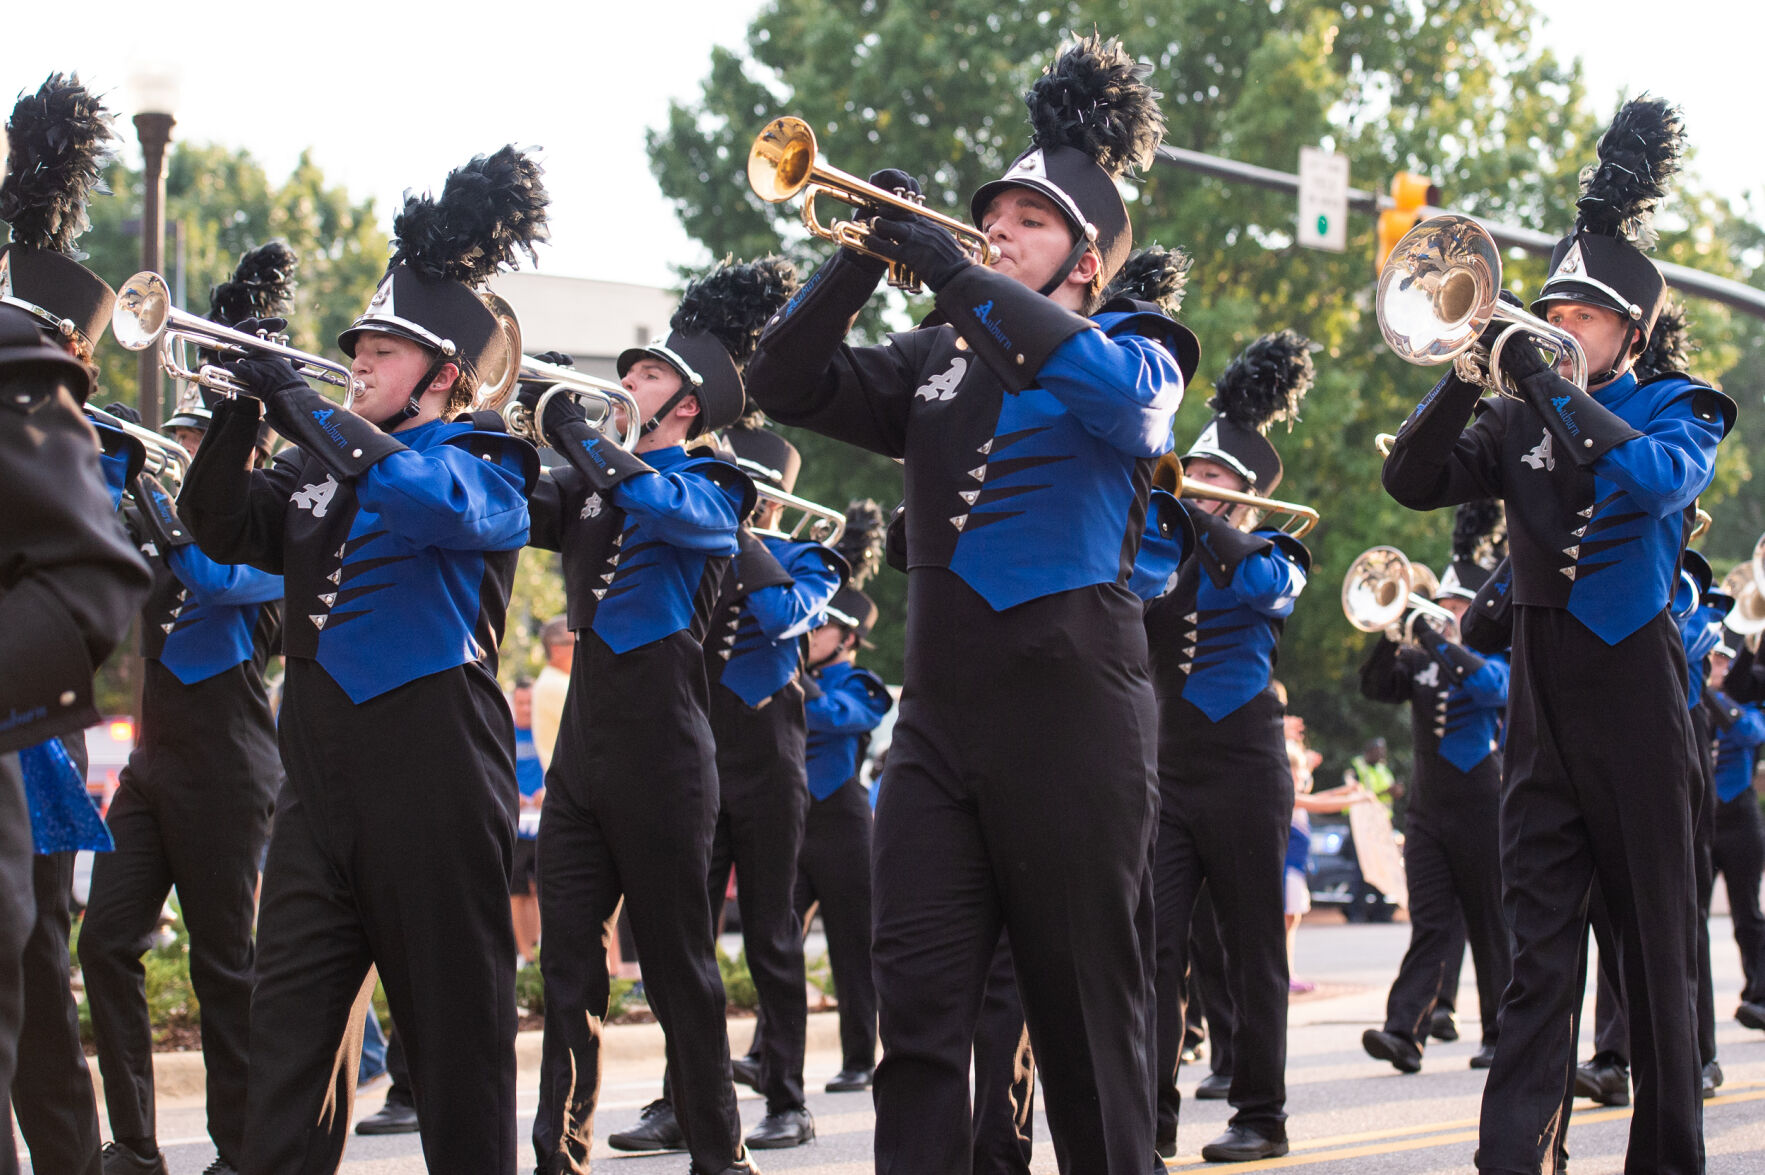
[
  {"xmin": 1360, "ymin": 635, "xmax": 1509, "ymax": 783},
  {"xmin": 745, "ymin": 250, "xmax": 1185, "ymax": 612},
  {"xmin": 804, "ymin": 661, "xmax": 892, "ymax": 800},
  {"xmin": 1705, "ymin": 690, "xmax": 1765, "ymax": 804},
  {"xmin": 706, "ymin": 532, "xmax": 847, "ymax": 707}
]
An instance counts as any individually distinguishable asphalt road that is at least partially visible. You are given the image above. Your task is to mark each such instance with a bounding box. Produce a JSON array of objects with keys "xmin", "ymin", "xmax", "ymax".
[{"xmin": 24, "ymin": 916, "xmax": 1765, "ymax": 1173}]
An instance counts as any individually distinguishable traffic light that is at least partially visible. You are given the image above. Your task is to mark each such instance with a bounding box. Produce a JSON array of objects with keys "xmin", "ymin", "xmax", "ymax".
[{"xmin": 1374, "ymin": 171, "xmax": 1440, "ymax": 273}]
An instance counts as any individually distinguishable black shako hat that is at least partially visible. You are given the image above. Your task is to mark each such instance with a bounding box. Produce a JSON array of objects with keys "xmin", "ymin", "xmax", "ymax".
[
  {"xmin": 722, "ymin": 419, "xmax": 801, "ymax": 493},
  {"xmin": 1531, "ymin": 97, "xmax": 1685, "ymax": 345},
  {"xmin": 970, "ymin": 34, "xmax": 1165, "ymax": 289},
  {"xmin": 617, "ymin": 257, "xmax": 797, "ymax": 438},
  {"xmin": 1182, "ymin": 330, "xmax": 1313, "ymax": 494},
  {"xmin": 823, "ymin": 585, "xmax": 877, "ymax": 645},
  {"xmin": 1438, "ymin": 499, "xmax": 1507, "ymax": 601},
  {"xmin": 0, "ymin": 74, "xmax": 117, "ymax": 358},
  {"xmin": 340, "ymin": 146, "xmax": 549, "ymax": 393},
  {"xmin": 1098, "ymin": 243, "xmax": 1202, "ymax": 383}
]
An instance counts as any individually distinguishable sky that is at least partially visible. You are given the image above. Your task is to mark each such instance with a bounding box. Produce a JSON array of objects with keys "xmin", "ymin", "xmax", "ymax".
[{"xmin": 2, "ymin": 0, "xmax": 1758, "ymax": 292}]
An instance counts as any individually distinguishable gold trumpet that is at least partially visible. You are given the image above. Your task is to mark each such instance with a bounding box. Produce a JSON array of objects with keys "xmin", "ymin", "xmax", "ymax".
[
  {"xmin": 1151, "ymin": 452, "xmax": 1319, "ymax": 538},
  {"xmin": 748, "ymin": 116, "xmax": 1001, "ymax": 293},
  {"xmin": 1342, "ymin": 545, "xmax": 1460, "ymax": 645},
  {"xmin": 501, "ymin": 354, "xmax": 644, "ymax": 452},
  {"xmin": 112, "ymin": 271, "xmax": 363, "ymax": 409},
  {"xmin": 86, "ymin": 405, "xmax": 192, "ymax": 495}
]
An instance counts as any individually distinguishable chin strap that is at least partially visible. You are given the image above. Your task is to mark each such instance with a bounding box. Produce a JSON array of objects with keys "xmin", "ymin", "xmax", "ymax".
[
  {"xmin": 641, "ymin": 386, "xmax": 689, "ymax": 436},
  {"xmin": 1036, "ymin": 234, "xmax": 1095, "ymax": 298},
  {"xmin": 1585, "ymin": 322, "xmax": 1640, "ymax": 388},
  {"xmin": 375, "ymin": 353, "xmax": 452, "ymax": 429}
]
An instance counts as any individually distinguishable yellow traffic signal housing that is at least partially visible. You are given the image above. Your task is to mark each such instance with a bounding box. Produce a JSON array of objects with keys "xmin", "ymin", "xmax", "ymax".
[{"xmin": 1374, "ymin": 171, "xmax": 1441, "ymax": 273}]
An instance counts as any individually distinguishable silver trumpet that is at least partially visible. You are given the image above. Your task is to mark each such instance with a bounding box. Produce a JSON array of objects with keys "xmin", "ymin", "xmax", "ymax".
[
  {"xmin": 1342, "ymin": 545, "xmax": 1461, "ymax": 646},
  {"xmin": 501, "ymin": 356, "xmax": 644, "ymax": 452},
  {"xmin": 112, "ymin": 271, "xmax": 363, "ymax": 409},
  {"xmin": 1722, "ymin": 534, "xmax": 1765, "ymax": 651},
  {"xmin": 86, "ymin": 405, "xmax": 192, "ymax": 494}
]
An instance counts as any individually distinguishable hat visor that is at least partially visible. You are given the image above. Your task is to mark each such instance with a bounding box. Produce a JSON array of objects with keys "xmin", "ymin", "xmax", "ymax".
[
  {"xmin": 617, "ymin": 344, "xmax": 696, "ymax": 386},
  {"xmin": 338, "ymin": 319, "xmax": 443, "ymax": 360},
  {"xmin": 162, "ymin": 412, "xmax": 210, "ymax": 432},
  {"xmin": 1528, "ymin": 281, "xmax": 1629, "ymax": 322},
  {"xmin": 970, "ymin": 175, "xmax": 1090, "ymax": 242}
]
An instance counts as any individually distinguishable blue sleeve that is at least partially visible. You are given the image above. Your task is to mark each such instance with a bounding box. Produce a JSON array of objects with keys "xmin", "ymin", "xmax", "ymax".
[
  {"xmin": 806, "ymin": 678, "xmax": 891, "ymax": 736},
  {"xmin": 1130, "ymin": 525, "xmax": 1187, "ymax": 600},
  {"xmin": 165, "ymin": 544, "xmax": 284, "ymax": 607},
  {"xmin": 1035, "ymin": 328, "xmax": 1184, "ymax": 458},
  {"xmin": 355, "ymin": 444, "xmax": 530, "ymax": 552},
  {"xmin": 1231, "ymin": 545, "xmax": 1306, "ymax": 617},
  {"xmin": 610, "ymin": 468, "xmax": 741, "ymax": 554},
  {"xmin": 1591, "ymin": 392, "xmax": 1721, "ymax": 518},
  {"xmin": 747, "ymin": 547, "xmax": 845, "ymax": 641},
  {"xmin": 1732, "ymin": 706, "xmax": 1765, "ymax": 752},
  {"xmin": 1461, "ymin": 652, "xmax": 1509, "ymax": 709}
]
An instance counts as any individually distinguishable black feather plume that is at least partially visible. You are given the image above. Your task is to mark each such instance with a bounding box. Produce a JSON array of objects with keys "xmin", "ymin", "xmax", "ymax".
[
  {"xmin": 1026, "ymin": 34, "xmax": 1165, "ymax": 179},
  {"xmin": 836, "ymin": 498, "xmax": 887, "ymax": 590},
  {"xmin": 1577, "ymin": 96, "xmax": 1685, "ymax": 246},
  {"xmin": 390, "ymin": 146, "xmax": 550, "ymax": 285},
  {"xmin": 1634, "ymin": 298, "xmax": 1692, "ymax": 381},
  {"xmin": 208, "ymin": 241, "xmax": 298, "ymax": 326},
  {"xmin": 1, "ymin": 73, "xmax": 115, "ymax": 253},
  {"xmin": 1452, "ymin": 500, "xmax": 1507, "ymax": 568},
  {"xmin": 1103, "ymin": 244, "xmax": 1191, "ymax": 316},
  {"xmin": 671, "ymin": 256, "xmax": 798, "ymax": 368},
  {"xmin": 1208, "ymin": 330, "xmax": 1313, "ymax": 434}
]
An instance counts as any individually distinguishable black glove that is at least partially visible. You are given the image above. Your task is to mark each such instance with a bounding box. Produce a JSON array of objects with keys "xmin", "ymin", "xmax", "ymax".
[
  {"xmin": 867, "ymin": 217, "xmax": 973, "ymax": 292},
  {"xmin": 1477, "ymin": 290, "xmax": 1525, "ymax": 350},
  {"xmin": 540, "ymin": 387, "xmax": 591, "ymax": 442},
  {"xmin": 1496, "ymin": 329, "xmax": 1552, "ymax": 381},
  {"xmin": 1412, "ymin": 621, "xmax": 1487, "ymax": 684},
  {"xmin": 103, "ymin": 401, "xmax": 142, "ymax": 425},
  {"xmin": 532, "ymin": 350, "xmax": 574, "ymax": 368},
  {"xmin": 225, "ymin": 354, "xmax": 404, "ymax": 480},
  {"xmin": 862, "ymin": 169, "xmax": 921, "ymax": 224},
  {"xmin": 131, "ymin": 471, "xmax": 194, "ymax": 550},
  {"xmin": 222, "ymin": 353, "xmax": 309, "ymax": 403},
  {"xmin": 229, "ymin": 316, "xmax": 288, "ymax": 340}
]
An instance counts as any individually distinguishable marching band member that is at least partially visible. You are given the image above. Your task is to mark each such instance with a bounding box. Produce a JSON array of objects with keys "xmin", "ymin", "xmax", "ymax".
[
  {"xmin": 1707, "ymin": 646, "xmax": 1765, "ymax": 1029},
  {"xmin": 746, "ymin": 34, "xmax": 1190, "ymax": 1171},
  {"xmin": 80, "ymin": 245, "xmax": 292, "ymax": 1175},
  {"xmin": 1144, "ymin": 331, "xmax": 1312, "ymax": 1163},
  {"xmin": 1382, "ymin": 97, "xmax": 1733, "ymax": 1174},
  {"xmin": 180, "ymin": 148, "xmax": 546, "ymax": 1172},
  {"xmin": 526, "ymin": 259, "xmax": 788, "ymax": 1175},
  {"xmin": 1359, "ymin": 501, "xmax": 1511, "ymax": 1075},
  {"xmin": 0, "ymin": 75, "xmax": 147, "ymax": 1175}
]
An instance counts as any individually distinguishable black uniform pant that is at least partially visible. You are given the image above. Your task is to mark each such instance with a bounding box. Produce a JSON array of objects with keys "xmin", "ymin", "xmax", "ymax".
[
  {"xmin": 1713, "ymin": 791, "xmax": 1765, "ymax": 1005},
  {"xmin": 871, "ymin": 573, "xmax": 1158, "ymax": 1175},
  {"xmin": 1153, "ymin": 713, "xmax": 1292, "ymax": 1146},
  {"xmin": 702, "ymin": 683, "xmax": 809, "ymax": 1114},
  {"xmin": 795, "ymin": 775, "xmax": 877, "ymax": 1073},
  {"xmin": 1190, "ymin": 887, "xmax": 1235, "ymax": 1078},
  {"xmin": 1381, "ymin": 773, "xmax": 1510, "ymax": 1052},
  {"xmin": 0, "ymin": 755, "xmax": 30, "ymax": 1175},
  {"xmin": 80, "ymin": 758, "xmax": 273, "ymax": 1162},
  {"xmin": 1434, "ymin": 904, "xmax": 1468, "ymax": 1019},
  {"xmin": 972, "ymin": 934, "xmax": 1035, "ymax": 1175},
  {"xmin": 7, "ymin": 851, "xmax": 102, "ymax": 1174},
  {"xmin": 1478, "ymin": 608, "xmax": 1702, "ymax": 1175},
  {"xmin": 535, "ymin": 631, "xmax": 742, "ymax": 1175},
  {"xmin": 245, "ymin": 661, "xmax": 519, "ymax": 1175}
]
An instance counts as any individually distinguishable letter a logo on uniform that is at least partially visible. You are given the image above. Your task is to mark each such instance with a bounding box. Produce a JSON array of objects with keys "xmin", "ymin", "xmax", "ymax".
[
  {"xmin": 1522, "ymin": 430, "xmax": 1554, "ymax": 472},
  {"xmin": 292, "ymin": 474, "xmax": 339, "ymax": 518},
  {"xmin": 915, "ymin": 356, "xmax": 967, "ymax": 401}
]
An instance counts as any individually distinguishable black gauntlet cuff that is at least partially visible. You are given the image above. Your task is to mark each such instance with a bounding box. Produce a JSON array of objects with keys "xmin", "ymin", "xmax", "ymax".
[
  {"xmin": 549, "ymin": 418, "xmax": 655, "ymax": 491},
  {"xmin": 934, "ymin": 265, "xmax": 1093, "ymax": 392},
  {"xmin": 266, "ymin": 382, "xmax": 406, "ymax": 480},
  {"xmin": 133, "ymin": 473, "xmax": 195, "ymax": 550},
  {"xmin": 1515, "ymin": 369, "xmax": 1642, "ymax": 467}
]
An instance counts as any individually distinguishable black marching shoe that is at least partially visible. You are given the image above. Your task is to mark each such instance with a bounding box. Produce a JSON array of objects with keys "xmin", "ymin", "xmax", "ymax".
[
  {"xmin": 732, "ymin": 1053, "xmax": 762, "ymax": 1088},
  {"xmin": 746, "ymin": 1106, "xmax": 814, "ymax": 1149},
  {"xmin": 101, "ymin": 1143, "xmax": 169, "ymax": 1175},
  {"xmin": 826, "ymin": 1067, "xmax": 873, "ymax": 1092},
  {"xmin": 355, "ymin": 1096, "xmax": 420, "ymax": 1134},
  {"xmin": 607, "ymin": 1098, "xmax": 686, "ymax": 1151},
  {"xmin": 1195, "ymin": 1070, "xmax": 1232, "ymax": 1099},
  {"xmin": 1200, "ymin": 1125, "xmax": 1289, "ymax": 1162},
  {"xmin": 1736, "ymin": 1001, "xmax": 1765, "ymax": 1031},
  {"xmin": 1362, "ymin": 1028, "xmax": 1422, "ymax": 1073},
  {"xmin": 1428, "ymin": 1007, "xmax": 1460, "ymax": 1042},
  {"xmin": 1573, "ymin": 1055, "xmax": 1629, "ymax": 1106},
  {"xmin": 201, "ymin": 1162, "xmax": 239, "ymax": 1175},
  {"xmin": 1469, "ymin": 1041, "xmax": 1497, "ymax": 1069},
  {"xmin": 1703, "ymin": 1059, "xmax": 1724, "ymax": 1099}
]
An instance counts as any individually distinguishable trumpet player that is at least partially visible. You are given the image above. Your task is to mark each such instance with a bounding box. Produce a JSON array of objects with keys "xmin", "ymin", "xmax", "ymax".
[
  {"xmin": 1381, "ymin": 97, "xmax": 1733, "ymax": 1175},
  {"xmin": 180, "ymin": 149, "xmax": 545, "ymax": 1173},
  {"xmin": 79, "ymin": 246, "xmax": 294, "ymax": 1175},
  {"xmin": 1706, "ymin": 644, "xmax": 1765, "ymax": 1032},
  {"xmin": 524, "ymin": 259, "xmax": 792, "ymax": 1175},
  {"xmin": 1143, "ymin": 331, "xmax": 1312, "ymax": 1164},
  {"xmin": 1357, "ymin": 503, "xmax": 1512, "ymax": 1077},
  {"xmin": 746, "ymin": 34, "xmax": 1188, "ymax": 1173}
]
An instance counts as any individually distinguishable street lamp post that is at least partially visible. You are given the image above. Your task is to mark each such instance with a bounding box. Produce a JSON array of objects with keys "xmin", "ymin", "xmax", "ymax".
[{"xmin": 130, "ymin": 69, "xmax": 178, "ymax": 432}]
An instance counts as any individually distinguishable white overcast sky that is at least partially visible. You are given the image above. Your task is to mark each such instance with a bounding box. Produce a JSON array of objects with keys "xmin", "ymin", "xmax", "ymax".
[{"xmin": 2, "ymin": 0, "xmax": 1757, "ymax": 291}]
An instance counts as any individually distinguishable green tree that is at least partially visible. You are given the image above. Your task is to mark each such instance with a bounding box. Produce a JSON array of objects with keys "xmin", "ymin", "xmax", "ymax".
[{"xmin": 651, "ymin": 0, "xmax": 1763, "ymax": 766}]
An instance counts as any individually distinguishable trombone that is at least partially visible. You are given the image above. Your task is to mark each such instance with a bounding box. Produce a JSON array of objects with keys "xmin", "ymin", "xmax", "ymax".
[
  {"xmin": 86, "ymin": 405, "xmax": 191, "ymax": 495},
  {"xmin": 112, "ymin": 271, "xmax": 363, "ymax": 409},
  {"xmin": 1151, "ymin": 452, "xmax": 1319, "ymax": 539},
  {"xmin": 751, "ymin": 485, "xmax": 846, "ymax": 547},
  {"xmin": 1342, "ymin": 545, "xmax": 1461, "ymax": 645},
  {"xmin": 1376, "ymin": 214, "xmax": 1587, "ymax": 398},
  {"xmin": 501, "ymin": 355, "xmax": 644, "ymax": 452},
  {"xmin": 748, "ymin": 116, "xmax": 1001, "ymax": 293}
]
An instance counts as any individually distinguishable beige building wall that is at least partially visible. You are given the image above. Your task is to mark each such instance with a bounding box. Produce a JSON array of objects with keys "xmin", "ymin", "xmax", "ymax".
[{"xmin": 493, "ymin": 272, "xmax": 677, "ymax": 382}]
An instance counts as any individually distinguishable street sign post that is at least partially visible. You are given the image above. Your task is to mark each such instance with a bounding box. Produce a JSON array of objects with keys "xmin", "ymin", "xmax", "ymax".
[{"xmin": 1298, "ymin": 146, "xmax": 1349, "ymax": 253}]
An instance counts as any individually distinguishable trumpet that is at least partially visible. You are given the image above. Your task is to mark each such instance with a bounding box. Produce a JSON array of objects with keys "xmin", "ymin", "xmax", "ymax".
[
  {"xmin": 1377, "ymin": 215, "xmax": 1587, "ymax": 399},
  {"xmin": 501, "ymin": 355, "xmax": 644, "ymax": 451},
  {"xmin": 1342, "ymin": 545, "xmax": 1461, "ymax": 645},
  {"xmin": 1721, "ymin": 534, "xmax": 1765, "ymax": 650},
  {"xmin": 1151, "ymin": 452, "xmax": 1319, "ymax": 539},
  {"xmin": 751, "ymin": 485, "xmax": 847, "ymax": 547},
  {"xmin": 86, "ymin": 405, "xmax": 192, "ymax": 495},
  {"xmin": 748, "ymin": 116, "xmax": 1001, "ymax": 293},
  {"xmin": 112, "ymin": 271, "xmax": 363, "ymax": 409}
]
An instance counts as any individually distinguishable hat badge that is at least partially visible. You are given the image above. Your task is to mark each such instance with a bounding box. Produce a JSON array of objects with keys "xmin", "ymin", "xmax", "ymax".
[{"xmin": 1556, "ymin": 239, "xmax": 1584, "ymax": 278}]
